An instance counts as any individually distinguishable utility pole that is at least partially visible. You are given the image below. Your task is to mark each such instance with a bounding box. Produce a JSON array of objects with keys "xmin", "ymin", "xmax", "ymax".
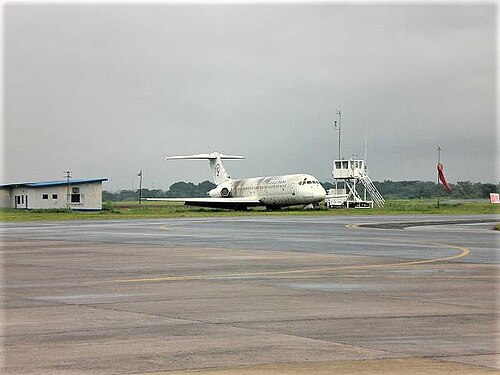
[
  {"xmin": 137, "ymin": 169, "xmax": 143, "ymax": 205},
  {"xmin": 63, "ymin": 171, "xmax": 72, "ymax": 208},
  {"xmin": 437, "ymin": 146, "xmax": 442, "ymax": 208}
]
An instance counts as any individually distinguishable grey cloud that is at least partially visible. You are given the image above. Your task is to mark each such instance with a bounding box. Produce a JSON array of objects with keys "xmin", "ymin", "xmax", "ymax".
[{"xmin": 4, "ymin": 4, "xmax": 496, "ymax": 190}]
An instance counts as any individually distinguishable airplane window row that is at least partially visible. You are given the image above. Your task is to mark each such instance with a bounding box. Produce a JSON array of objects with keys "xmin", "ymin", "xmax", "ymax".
[{"xmin": 238, "ymin": 185, "xmax": 284, "ymax": 191}]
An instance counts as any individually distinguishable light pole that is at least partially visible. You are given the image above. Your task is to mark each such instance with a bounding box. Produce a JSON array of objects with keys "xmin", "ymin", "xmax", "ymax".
[{"xmin": 137, "ymin": 170, "xmax": 143, "ymax": 205}]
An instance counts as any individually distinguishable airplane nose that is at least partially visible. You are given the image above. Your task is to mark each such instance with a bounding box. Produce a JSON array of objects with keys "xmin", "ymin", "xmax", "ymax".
[{"xmin": 316, "ymin": 186, "xmax": 327, "ymax": 200}]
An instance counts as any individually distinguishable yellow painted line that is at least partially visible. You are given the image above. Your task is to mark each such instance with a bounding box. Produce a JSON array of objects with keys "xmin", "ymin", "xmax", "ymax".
[{"xmin": 107, "ymin": 241, "xmax": 470, "ymax": 284}]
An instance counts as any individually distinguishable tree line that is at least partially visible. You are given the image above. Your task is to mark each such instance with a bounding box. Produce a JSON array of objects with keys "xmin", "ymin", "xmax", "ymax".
[
  {"xmin": 103, "ymin": 180, "xmax": 499, "ymax": 202},
  {"xmin": 103, "ymin": 181, "xmax": 217, "ymax": 202},
  {"xmin": 373, "ymin": 180, "xmax": 498, "ymax": 199}
]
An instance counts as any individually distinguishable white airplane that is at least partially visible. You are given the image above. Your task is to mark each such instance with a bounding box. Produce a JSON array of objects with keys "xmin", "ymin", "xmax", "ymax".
[{"xmin": 143, "ymin": 152, "xmax": 326, "ymax": 210}]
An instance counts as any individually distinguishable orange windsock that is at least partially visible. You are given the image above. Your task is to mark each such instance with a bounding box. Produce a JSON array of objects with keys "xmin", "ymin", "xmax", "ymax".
[{"xmin": 437, "ymin": 163, "xmax": 451, "ymax": 192}]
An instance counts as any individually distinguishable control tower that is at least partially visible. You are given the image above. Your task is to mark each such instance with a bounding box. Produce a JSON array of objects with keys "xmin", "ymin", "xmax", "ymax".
[
  {"xmin": 326, "ymin": 158, "xmax": 385, "ymax": 208},
  {"xmin": 326, "ymin": 109, "xmax": 384, "ymax": 208}
]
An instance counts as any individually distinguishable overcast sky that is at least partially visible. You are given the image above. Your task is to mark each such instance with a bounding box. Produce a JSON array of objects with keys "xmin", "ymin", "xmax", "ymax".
[{"xmin": 3, "ymin": 3, "xmax": 497, "ymax": 191}]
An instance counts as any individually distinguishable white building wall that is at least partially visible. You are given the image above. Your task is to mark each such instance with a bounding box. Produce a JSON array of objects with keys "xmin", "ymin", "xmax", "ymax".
[
  {"xmin": 0, "ymin": 188, "xmax": 11, "ymax": 207},
  {"xmin": 12, "ymin": 186, "xmax": 62, "ymax": 209},
  {"xmin": 5, "ymin": 182, "xmax": 104, "ymax": 210},
  {"xmin": 70, "ymin": 182, "xmax": 103, "ymax": 210},
  {"xmin": 11, "ymin": 186, "xmax": 31, "ymax": 209}
]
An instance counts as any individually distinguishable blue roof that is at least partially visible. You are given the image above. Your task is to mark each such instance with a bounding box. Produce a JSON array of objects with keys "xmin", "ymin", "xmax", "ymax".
[{"xmin": 0, "ymin": 178, "xmax": 108, "ymax": 188}]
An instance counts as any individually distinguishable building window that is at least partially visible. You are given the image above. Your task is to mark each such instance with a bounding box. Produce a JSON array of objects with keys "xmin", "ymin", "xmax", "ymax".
[
  {"xmin": 42, "ymin": 194, "xmax": 49, "ymax": 200},
  {"xmin": 71, "ymin": 194, "xmax": 80, "ymax": 203},
  {"xmin": 52, "ymin": 194, "xmax": 58, "ymax": 199},
  {"xmin": 72, "ymin": 187, "xmax": 80, "ymax": 194}
]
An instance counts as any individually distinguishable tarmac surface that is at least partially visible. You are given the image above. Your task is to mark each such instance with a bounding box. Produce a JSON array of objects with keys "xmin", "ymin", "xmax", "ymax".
[{"xmin": 2, "ymin": 214, "xmax": 499, "ymax": 374}]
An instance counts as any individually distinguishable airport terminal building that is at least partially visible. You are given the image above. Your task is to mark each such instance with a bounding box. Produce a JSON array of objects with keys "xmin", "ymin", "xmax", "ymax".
[{"xmin": 0, "ymin": 178, "xmax": 108, "ymax": 210}]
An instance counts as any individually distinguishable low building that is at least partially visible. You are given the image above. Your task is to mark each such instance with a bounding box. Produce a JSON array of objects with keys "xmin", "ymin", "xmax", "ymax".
[{"xmin": 0, "ymin": 178, "xmax": 108, "ymax": 210}]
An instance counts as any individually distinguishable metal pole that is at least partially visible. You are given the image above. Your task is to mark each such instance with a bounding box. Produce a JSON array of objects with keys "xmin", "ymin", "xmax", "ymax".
[
  {"xmin": 63, "ymin": 171, "xmax": 72, "ymax": 209},
  {"xmin": 437, "ymin": 146, "xmax": 441, "ymax": 208},
  {"xmin": 333, "ymin": 109, "xmax": 342, "ymax": 192},
  {"xmin": 138, "ymin": 170, "xmax": 143, "ymax": 204},
  {"xmin": 337, "ymin": 109, "xmax": 342, "ymax": 160}
]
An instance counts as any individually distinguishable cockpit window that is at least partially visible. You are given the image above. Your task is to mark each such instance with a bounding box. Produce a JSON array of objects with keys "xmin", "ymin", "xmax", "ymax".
[{"xmin": 300, "ymin": 178, "xmax": 320, "ymax": 185}]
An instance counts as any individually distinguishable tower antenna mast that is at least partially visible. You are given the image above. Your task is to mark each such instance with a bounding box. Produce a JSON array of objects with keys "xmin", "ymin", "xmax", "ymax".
[{"xmin": 334, "ymin": 109, "xmax": 342, "ymax": 160}]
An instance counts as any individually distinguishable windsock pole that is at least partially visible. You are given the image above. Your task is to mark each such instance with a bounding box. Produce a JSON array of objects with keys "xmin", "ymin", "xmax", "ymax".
[{"xmin": 437, "ymin": 146, "xmax": 442, "ymax": 208}]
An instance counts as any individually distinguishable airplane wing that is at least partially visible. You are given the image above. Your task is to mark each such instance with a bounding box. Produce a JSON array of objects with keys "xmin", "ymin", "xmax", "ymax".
[{"xmin": 142, "ymin": 197, "xmax": 262, "ymax": 209}]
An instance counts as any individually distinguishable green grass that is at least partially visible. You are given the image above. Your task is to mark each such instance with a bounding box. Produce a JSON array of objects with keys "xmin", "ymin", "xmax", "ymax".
[
  {"xmin": 1, "ymin": 199, "xmax": 499, "ymax": 222},
  {"xmin": 380, "ymin": 199, "xmax": 500, "ymax": 214}
]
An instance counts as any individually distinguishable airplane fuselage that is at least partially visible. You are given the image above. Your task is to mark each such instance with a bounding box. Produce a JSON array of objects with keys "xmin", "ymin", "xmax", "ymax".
[
  {"xmin": 144, "ymin": 152, "xmax": 327, "ymax": 210},
  {"xmin": 209, "ymin": 174, "xmax": 326, "ymax": 207}
]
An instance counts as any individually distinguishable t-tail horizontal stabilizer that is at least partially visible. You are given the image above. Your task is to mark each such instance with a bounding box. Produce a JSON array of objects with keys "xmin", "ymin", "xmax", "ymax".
[{"xmin": 166, "ymin": 152, "xmax": 244, "ymax": 185}]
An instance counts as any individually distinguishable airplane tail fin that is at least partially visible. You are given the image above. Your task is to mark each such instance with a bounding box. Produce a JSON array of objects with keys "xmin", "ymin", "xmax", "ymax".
[{"xmin": 166, "ymin": 152, "xmax": 244, "ymax": 185}]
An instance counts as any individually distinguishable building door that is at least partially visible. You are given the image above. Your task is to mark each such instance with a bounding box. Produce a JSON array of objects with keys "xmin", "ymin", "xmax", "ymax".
[{"xmin": 14, "ymin": 195, "xmax": 28, "ymax": 209}]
